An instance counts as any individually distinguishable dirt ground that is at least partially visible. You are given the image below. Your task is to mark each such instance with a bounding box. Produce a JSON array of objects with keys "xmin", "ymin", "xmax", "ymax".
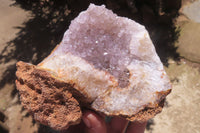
[{"xmin": 0, "ymin": 0, "xmax": 199, "ymax": 133}]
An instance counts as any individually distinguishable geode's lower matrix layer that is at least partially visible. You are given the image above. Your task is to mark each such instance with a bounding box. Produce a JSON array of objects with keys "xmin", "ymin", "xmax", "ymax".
[
  {"xmin": 16, "ymin": 4, "xmax": 171, "ymax": 130},
  {"xmin": 16, "ymin": 61, "xmax": 170, "ymax": 129}
]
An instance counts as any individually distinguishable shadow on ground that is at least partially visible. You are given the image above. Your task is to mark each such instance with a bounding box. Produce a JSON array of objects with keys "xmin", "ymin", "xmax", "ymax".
[{"xmin": 0, "ymin": 0, "xmax": 181, "ymax": 132}]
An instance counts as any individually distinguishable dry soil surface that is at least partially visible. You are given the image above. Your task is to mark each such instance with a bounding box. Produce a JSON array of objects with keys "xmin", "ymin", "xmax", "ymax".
[{"xmin": 0, "ymin": 0, "xmax": 38, "ymax": 133}]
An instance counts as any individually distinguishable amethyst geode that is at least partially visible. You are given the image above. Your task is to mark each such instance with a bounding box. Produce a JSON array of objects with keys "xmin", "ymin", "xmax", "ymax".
[{"xmin": 16, "ymin": 4, "xmax": 171, "ymax": 130}]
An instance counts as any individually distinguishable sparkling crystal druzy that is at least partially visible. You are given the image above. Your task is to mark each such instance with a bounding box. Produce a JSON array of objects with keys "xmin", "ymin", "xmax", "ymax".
[{"xmin": 16, "ymin": 4, "xmax": 171, "ymax": 130}]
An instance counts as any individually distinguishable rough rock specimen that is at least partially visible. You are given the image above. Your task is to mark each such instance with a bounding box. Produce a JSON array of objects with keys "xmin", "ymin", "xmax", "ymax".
[{"xmin": 16, "ymin": 4, "xmax": 171, "ymax": 130}]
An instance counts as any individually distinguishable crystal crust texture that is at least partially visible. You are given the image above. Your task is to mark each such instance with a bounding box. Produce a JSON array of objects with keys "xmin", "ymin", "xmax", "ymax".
[{"xmin": 16, "ymin": 4, "xmax": 171, "ymax": 130}]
